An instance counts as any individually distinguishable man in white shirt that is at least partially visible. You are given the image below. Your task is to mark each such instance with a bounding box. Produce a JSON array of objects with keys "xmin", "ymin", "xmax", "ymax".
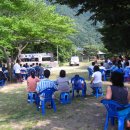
[{"xmin": 13, "ymin": 60, "xmax": 22, "ymax": 82}]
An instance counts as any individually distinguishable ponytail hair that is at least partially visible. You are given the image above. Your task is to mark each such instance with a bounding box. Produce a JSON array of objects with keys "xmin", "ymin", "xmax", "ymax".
[{"xmin": 30, "ymin": 71, "xmax": 35, "ymax": 79}]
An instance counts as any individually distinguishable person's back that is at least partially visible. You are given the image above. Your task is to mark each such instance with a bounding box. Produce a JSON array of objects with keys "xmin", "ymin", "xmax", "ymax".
[
  {"xmin": 27, "ymin": 65, "xmax": 36, "ymax": 76},
  {"xmin": 27, "ymin": 71, "xmax": 40, "ymax": 92},
  {"xmin": 71, "ymin": 75, "xmax": 86, "ymax": 96},
  {"xmin": 36, "ymin": 69, "xmax": 57, "ymax": 94},
  {"xmin": 88, "ymin": 62, "xmax": 95, "ymax": 71},
  {"xmin": 106, "ymin": 72, "xmax": 129, "ymax": 105},
  {"xmin": 13, "ymin": 62, "xmax": 21, "ymax": 74},
  {"xmin": 110, "ymin": 85, "xmax": 128, "ymax": 105},
  {"xmin": 56, "ymin": 70, "xmax": 70, "ymax": 92},
  {"xmin": 72, "ymin": 76, "xmax": 84, "ymax": 89},
  {"xmin": 124, "ymin": 62, "xmax": 130, "ymax": 78},
  {"xmin": 38, "ymin": 63, "xmax": 44, "ymax": 77},
  {"xmin": 92, "ymin": 71, "xmax": 102, "ymax": 84},
  {"xmin": 100, "ymin": 62, "xmax": 106, "ymax": 70}
]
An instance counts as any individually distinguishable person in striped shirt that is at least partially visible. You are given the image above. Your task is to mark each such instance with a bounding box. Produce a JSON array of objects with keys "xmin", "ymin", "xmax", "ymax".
[{"xmin": 36, "ymin": 69, "xmax": 57, "ymax": 108}]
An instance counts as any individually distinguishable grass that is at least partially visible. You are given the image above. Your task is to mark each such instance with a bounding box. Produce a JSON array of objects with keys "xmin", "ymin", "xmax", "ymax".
[{"xmin": 0, "ymin": 62, "xmax": 121, "ymax": 130}]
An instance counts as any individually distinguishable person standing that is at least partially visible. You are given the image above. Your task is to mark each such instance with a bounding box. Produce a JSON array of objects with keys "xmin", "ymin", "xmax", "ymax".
[{"xmin": 13, "ymin": 60, "xmax": 22, "ymax": 82}]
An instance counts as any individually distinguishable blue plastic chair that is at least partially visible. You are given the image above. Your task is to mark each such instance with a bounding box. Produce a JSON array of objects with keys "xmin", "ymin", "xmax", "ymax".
[
  {"xmin": 118, "ymin": 107, "xmax": 130, "ymax": 130},
  {"xmin": 101, "ymin": 99, "xmax": 130, "ymax": 130},
  {"xmin": 87, "ymin": 68, "xmax": 93, "ymax": 80},
  {"xmin": 60, "ymin": 92, "xmax": 71, "ymax": 104},
  {"xmin": 21, "ymin": 70, "xmax": 27, "ymax": 80},
  {"xmin": 37, "ymin": 88, "xmax": 56, "ymax": 116},
  {"xmin": 0, "ymin": 80, "xmax": 5, "ymax": 87},
  {"xmin": 93, "ymin": 87, "xmax": 103, "ymax": 98},
  {"xmin": 27, "ymin": 92, "xmax": 36, "ymax": 104},
  {"xmin": 72, "ymin": 80, "xmax": 87, "ymax": 98}
]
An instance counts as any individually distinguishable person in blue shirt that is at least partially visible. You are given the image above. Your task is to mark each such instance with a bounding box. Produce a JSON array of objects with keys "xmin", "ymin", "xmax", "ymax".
[
  {"xmin": 71, "ymin": 75, "xmax": 86, "ymax": 97},
  {"xmin": 35, "ymin": 63, "xmax": 40, "ymax": 77},
  {"xmin": 124, "ymin": 61, "xmax": 130, "ymax": 82}
]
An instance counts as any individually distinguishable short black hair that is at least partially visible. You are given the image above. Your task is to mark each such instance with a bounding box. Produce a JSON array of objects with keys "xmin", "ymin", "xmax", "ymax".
[
  {"xmin": 94, "ymin": 65, "xmax": 100, "ymax": 72},
  {"xmin": 30, "ymin": 71, "xmax": 35, "ymax": 79},
  {"xmin": 59, "ymin": 70, "xmax": 66, "ymax": 77},
  {"xmin": 111, "ymin": 72, "xmax": 124, "ymax": 87},
  {"xmin": 92, "ymin": 62, "xmax": 95, "ymax": 66},
  {"xmin": 39, "ymin": 63, "xmax": 41, "ymax": 66},
  {"xmin": 44, "ymin": 69, "xmax": 50, "ymax": 78},
  {"xmin": 100, "ymin": 62, "xmax": 103, "ymax": 66},
  {"xmin": 16, "ymin": 59, "xmax": 20, "ymax": 63}
]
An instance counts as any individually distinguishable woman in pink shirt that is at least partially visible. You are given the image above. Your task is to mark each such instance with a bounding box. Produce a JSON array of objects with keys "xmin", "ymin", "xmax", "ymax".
[{"xmin": 27, "ymin": 71, "xmax": 40, "ymax": 92}]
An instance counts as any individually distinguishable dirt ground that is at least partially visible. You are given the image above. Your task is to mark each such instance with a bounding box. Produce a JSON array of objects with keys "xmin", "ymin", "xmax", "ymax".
[{"xmin": 0, "ymin": 62, "xmax": 129, "ymax": 130}]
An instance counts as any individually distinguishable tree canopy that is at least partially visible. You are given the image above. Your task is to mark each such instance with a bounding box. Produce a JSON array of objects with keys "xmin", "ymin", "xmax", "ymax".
[
  {"xmin": 48, "ymin": 0, "xmax": 130, "ymax": 54},
  {"xmin": 0, "ymin": 0, "xmax": 76, "ymax": 61}
]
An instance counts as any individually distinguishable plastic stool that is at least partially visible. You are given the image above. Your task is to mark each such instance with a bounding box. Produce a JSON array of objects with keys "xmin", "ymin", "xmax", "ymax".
[{"xmin": 60, "ymin": 92, "xmax": 71, "ymax": 104}]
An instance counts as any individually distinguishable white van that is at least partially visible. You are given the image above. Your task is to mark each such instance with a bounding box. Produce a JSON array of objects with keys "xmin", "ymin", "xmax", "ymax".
[{"xmin": 70, "ymin": 56, "xmax": 79, "ymax": 66}]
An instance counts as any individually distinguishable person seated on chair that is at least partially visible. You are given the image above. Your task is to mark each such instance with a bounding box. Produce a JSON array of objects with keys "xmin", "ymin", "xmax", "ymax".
[
  {"xmin": 90, "ymin": 65, "xmax": 102, "ymax": 94},
  {"xmin": 56, "ymin": 70, "xmax": 70, "ymax": 93},
  {"xmin": 35, "ymin": 63, "xmax": 40, "ymax": 77},
  {"xmin": 36, "ymin": 69, "xmax": 57, "ymax": 108},
  {"xmin": 115, "ymin": 62, "xmax": 123, "ymax": 73},
  {"xmin": 105, "ymin": 71, "xmax": 130, "ymax": 128},
  {"xmin": 27, "ymin": 71, "xmax": 40, "ymax": 93},
  {"xmin": 124, "ymin": 61, "xmax": 130, "ymax": 82},
  {"xmin": 103, "ymin": 59, "xmax": 110, "ymax": 69},
  {"xmin": 109, "ymin": 62, "xmax": 118, "ymax": 72},
  {"xmin": 0, "ymin": 68, "xmax": 7, "ymax": 85},
  {"xmin": 71, "ymin": 74, "xmax": 86, "ymax": 97},
  {"xmin": 39, "ymin": 63, "xmax": 44, "ymax": 79},
  {"xmin": 100, "ymin": 62, "xmax": 106, "ymax": 71},
  {"xmin": 88, "ymin": 62, "xmax": 95, "ymax": 71},
  {"xmin": 27, "ymin": 64, "xmax": 36, "ymax": 77}
]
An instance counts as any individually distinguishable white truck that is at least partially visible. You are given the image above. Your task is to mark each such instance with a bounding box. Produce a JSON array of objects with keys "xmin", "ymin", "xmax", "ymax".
[{"xmin": 69, "ymin": 56, "xmax": 79, "ymax": 66}]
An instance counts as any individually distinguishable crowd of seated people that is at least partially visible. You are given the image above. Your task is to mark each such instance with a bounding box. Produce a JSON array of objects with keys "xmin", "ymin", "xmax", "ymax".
[
  {"xmin": 0, "ymin": 60, "xmax": 45, "ymax": 84},
  {"xmin": 88, "ymin": 56, "xmax": 130, "ymax": 82},
  {"xmin": 27, "ymin": 69, "xmax": 87, "ymax": 107},
  {"xmin": 12, "ymin": 60, "xmax": 44, "ymax": 83},
  {"xmin": 1, "ymin": 56, "xmax": 130, "ymax": 128}
]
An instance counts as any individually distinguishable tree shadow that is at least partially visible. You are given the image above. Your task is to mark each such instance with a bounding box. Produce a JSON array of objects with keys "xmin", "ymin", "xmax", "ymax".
[{"xmin": 0, "ymin": 86, "xmax": 110, "ymax": 130}]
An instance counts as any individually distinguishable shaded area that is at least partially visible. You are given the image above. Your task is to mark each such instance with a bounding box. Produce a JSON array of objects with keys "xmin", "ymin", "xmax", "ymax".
[{"xmin": 0, "ymin": 63, "xmax": 116, "ymax": 130}]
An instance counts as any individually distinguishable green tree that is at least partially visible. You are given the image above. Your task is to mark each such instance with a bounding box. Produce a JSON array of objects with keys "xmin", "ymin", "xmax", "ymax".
[
  {"xmin": 0, "ymin": 0, "xmax": 76, "ymax": 81},
  {"xmin": 49, "ymin": 0, "xmax": 130, "ymax": 54}
]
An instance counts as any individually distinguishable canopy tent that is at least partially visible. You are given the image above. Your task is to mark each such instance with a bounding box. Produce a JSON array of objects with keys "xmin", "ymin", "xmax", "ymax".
[{"xmin": 97, "ymin": 51, "xmax": 106, "ymax": 55}]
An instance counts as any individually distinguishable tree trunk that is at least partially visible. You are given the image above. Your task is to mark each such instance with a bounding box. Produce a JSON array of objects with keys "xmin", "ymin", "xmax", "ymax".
[
  {"xmin": 17, "ymin": 43, "xmax": 29, "ymax": 61},
  {"xmin": 0, "ymin": 46, "xmax": 13, "ymax": 82}
]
